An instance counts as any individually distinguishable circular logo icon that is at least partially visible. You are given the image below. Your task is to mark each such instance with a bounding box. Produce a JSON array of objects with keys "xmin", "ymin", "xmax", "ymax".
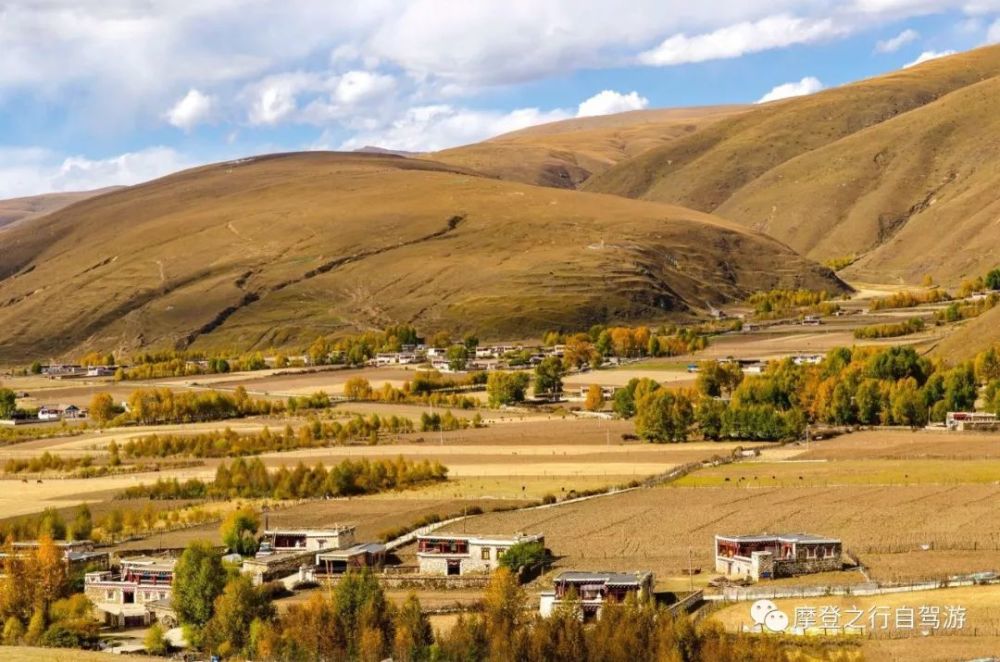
[{"xmin": 750, "ymin": 599, "xmax": 788, "ymax": 632}]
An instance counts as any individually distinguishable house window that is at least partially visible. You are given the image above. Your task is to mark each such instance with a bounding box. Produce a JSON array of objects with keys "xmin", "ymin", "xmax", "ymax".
[
  {"xmin": 106, "ymin": 590, "xmax": 114, "ymax": 600},
  {"xmin": 481, "ymin": 547, "xmax": 491, "ymax": 560}
]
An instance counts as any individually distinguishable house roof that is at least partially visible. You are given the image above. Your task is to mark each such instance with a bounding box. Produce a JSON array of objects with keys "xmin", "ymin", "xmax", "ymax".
[
  {"xmin": 264, "ymin": 527, "xmax": 355, "ymax": 537},
  {"xmin": 554, "ymin": 571, "xmax": 652, "ymax": 586},
  {"xmin": 417, "ymin": 532, "xmax": 543, "ymax": 545},
  {"xmin": 716, "ymin": 533, "xmax": 840, "ymax": 544},
  {"xmin": 316, "ymin": 542, "xmax": 386, "ymax": 560}
]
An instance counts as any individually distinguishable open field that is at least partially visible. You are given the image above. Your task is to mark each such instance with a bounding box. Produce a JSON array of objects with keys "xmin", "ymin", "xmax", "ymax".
[
  {"xmin": 672, "ymin": 458, "xmax": 1000, "ymax": 487},
  {"xmin": 435, "ymin": 483, "xmax": 1000, "ymax": 583},
  {"xmin": 798, "ymin": 429, "xmax": 1000, "ymax": 461}
]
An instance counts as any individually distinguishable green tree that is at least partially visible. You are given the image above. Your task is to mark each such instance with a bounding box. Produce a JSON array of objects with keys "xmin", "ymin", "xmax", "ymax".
[
  {"xmin": 985, "ymin": 268, "xmax": 1000, "ymax": 291},
  {"xmin": 173, "ymin": 541, "xmax": 227, "ymax": 630},
  {"xmin": 499, "ymin": 541, "xmax": 547, "ymax": 572},
  {"xmin": 486, "ymin": 372, "xmax": 530, "ymax": 407},
  {"xmin": 635, "ymin": 388, "xmax": 694, "ymax": 442},
  {"xmin": 68, "ymin": 505, "xmax": 93, "ymax": 541},
  {"xmin": 855, "ymin": 380, "xmax": 884, "ymax": 425},
  {"xmin": 2, "ymin": 615, "xmax": 24, "ymax": 644},
  {"xmin": 0, "ymin": 389, "xmax": 16, "ymax": 419},
  {"xmin": 220, "ymin": 508, "xmax": 260, "ymax": 557},
  {"xmin": 446, "ymin": 344, "xmax": 469, "ymax": 371},
  {"xmin": 533, "ymin": 356, "xmax": 564, "ymax": 400},
  {"xmin": 29, "ymin": 361, "xmax": 42, "ymax": 375}
]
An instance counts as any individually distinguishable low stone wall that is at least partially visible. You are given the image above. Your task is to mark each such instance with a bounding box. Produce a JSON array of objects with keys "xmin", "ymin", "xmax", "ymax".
[
  {"xmin": 773, "ymin": 557, "xmax": 842, "ymax": 578},
  {"xmin": 377, "ymin": 573, "xmax": 492, "ymax": 590}
]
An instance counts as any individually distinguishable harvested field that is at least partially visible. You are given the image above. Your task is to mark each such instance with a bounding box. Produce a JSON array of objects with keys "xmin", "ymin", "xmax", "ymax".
[
  {"xmin": 435, "ymin": 484, "xmax": 1000, "ymax": 582},
  {"xmin": 196, "ymin": 366, "xmax": 426, "ymax": 396},
  {"xmin": 799, "ymin": 429, "xmax": 1000, "ymax": 461},
  {"xmin": 863, "ymin": 634, "xmax": 1000, "ymax": 661},
  {"xmin": 672, "ymin": 459, "xmax": 1000, "ymax": 487}
]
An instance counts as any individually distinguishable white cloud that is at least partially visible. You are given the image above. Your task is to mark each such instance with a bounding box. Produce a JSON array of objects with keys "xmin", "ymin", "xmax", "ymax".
[
  {"xmin": 244, "ymin": 72, "xmax": 326, "ymax": 125},
  {"xmin": 987, "ymin": 18, "xmax": 1000, "ymax": 42},
  {"xmin": 875, "ymin": 28, "xmax": 919, "ymax": 52},
  {"xmin": 903, "ymin": 49, "xmax": 957, "ymax": 66},
  {"xmin": 165, "ymin": 89, "xmax": 215, "ymax": 130},
  {"xmin": 757, "ymin": 76, "xmax": 825, "ymax": 103},
  {"xmin": 576, "ymin": 90, "xmax": 649, "ymax": 117},
  {"xmin": 637, "ymin": 14, "xmax": 846, "ymax": 66},
  {"xmin": 337, "ymin": 104, "xmax": 571, "ymax": 152},
  {"xmin": 0, "ymin": 146, "xmax": 194, "ymax": 199}
]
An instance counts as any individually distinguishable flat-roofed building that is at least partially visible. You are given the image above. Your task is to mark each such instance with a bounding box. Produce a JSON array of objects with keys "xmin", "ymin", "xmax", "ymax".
[
  {"xmin": 715, "ymin": 533, "xmax": 842, "ymax": 581},
  {"xmin": 416, "ymin": 532, "xmax": 543, "ymax": 576},
  {"xmin": 539, "ymin": 570, "xmax": 653, "ymax": 619},
  {"xmin": 83, "ymin": 556, "xmax": 177, "ymax": 628},
  {"xmin": 259, "ymin": 526, "xmax": 356, "ymax": 554},
  {"xmin": 316, "ymin": 542, "xmax": 387, "ymax": 575}
]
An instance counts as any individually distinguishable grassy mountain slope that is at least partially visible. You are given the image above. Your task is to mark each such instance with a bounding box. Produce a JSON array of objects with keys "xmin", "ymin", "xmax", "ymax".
[
  {"xmin": 0, "ymin": 152, "xmax": 843, "ymax": 360},
  {"xmin": 584, "ymin": 46, "xmax": 1000, "ymax": 284},
  {"xmin": 433, "ymin": 106, "xmax": 747, "ymax": 188},
  {"xmin": 0, "ymin": 188, "xmax": 120, "ymax": 230},
  {"xmin": 931, "ymin": 306, "xmax": 1000, "ymax": 364}
]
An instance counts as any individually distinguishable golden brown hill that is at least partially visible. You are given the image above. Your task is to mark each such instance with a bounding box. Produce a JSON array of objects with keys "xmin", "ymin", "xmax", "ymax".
[
  {"xmin": 0, "ymin": 188, "xmax": 120, "ymax": 230},
  {"xmin": 931, "ymin": 305, "xmax": 1000, "ymax": 364},
  {"xmin": 584, "ymin": 46, "xmax": 1000, "ymax": 285},
  {"xmin": 433, "ymin": 106, "xmax": 747, "ymax": 188},
  {"xmin": 0, "ymin": 151, "xmax": 843, "ymax": 360}
]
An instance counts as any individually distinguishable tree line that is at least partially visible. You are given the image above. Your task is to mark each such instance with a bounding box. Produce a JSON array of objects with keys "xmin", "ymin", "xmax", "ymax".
[
  {"xmin": 853, "ymin": 317, "xmax": 925, "ymax": 339},
  {"xmin": 90, "ymin": 386, "xmax": 282, "ymax": 426},
  {"xmin": 747, "ymin": 288, "xmax": 841, "ymax": 320},
  {"xmin": 166, "ymin": 556, "xmax": 789, "ymax": 661},
  {"xmin": 620, "ymin": 345, "xmax": 999, "ymax": 442},
  {"xmin": 869, "ymin": 289, "xmax": 950, "ymax": 311},
  {"xmin": 119, "ymin": 413, "xmax": 421, "ymax": 460},
  {"xmin": 119, "ymin": 456, "xmax": 448, "ymax": 500}
]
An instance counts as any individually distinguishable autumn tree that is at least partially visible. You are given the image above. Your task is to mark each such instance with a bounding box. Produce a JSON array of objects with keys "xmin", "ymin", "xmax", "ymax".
[
  {"xmin": 89, "ymin": 392, "xmax": 117, "ymax": 425},
  {"xmin": 584, "ymin": 384, "xmax": 604, "ymax": 411},
  {"xmin": 201, "ymin": 575, "xmax": 274, "ymax": 658},
  {"xmin": 343, "ymin": 377, "xmax": 373, "ymax": 401},
  {"xmin": 482, "ymin": 567, "xmax": 528, "ymax": 662},
  {"xmin": 392, "ymin": 593, "xmax": 432, "ymax": 662}
]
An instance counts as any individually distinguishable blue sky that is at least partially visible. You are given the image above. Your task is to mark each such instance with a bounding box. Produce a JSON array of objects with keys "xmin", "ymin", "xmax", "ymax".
[{"xmin": 1, "ymin": 0, "xmax": 998, "ymax": 197}]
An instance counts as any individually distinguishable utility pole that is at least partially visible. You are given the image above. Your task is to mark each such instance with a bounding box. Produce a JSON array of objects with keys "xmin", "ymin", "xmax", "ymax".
[{"xmin": 688, "ymin": 548, "xmax": 694, "ymax": 592}]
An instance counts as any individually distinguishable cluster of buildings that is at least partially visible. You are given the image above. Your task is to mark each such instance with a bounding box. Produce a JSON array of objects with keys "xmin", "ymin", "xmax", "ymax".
[
  {"xmin": 37, "ymin": 403, "xmax": 87, "ymax": 421},
  {"xmin": 34, "ymin": 522, "xmax": 844, "ymax": 630},
  {"xmin": 369, "ymin": 343, "xmax": 570, "ymax": 373}
]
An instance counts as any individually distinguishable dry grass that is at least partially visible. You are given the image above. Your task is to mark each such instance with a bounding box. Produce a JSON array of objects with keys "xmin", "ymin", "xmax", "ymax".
[
  {"xmin": 585, "ymin": 45, "xmax": 1000, "ymax": 286},
  {"xmin": 672, "ymin": 459, "xmax": 1000, "ymax": 487},
  {"xmin": 0, "ymin": 152, "xmax": 844, "ymax": 361},
  {"xmin": 0, "ymin": 647, "xmax": 147, "ymax": 662},
  {"xmin": 798, "ymin": 429, "xmax": 1000, "ymax": 461},
  {"xmin": 434, "ymin": 106, "xmax": 748, "ymax": 188}
]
